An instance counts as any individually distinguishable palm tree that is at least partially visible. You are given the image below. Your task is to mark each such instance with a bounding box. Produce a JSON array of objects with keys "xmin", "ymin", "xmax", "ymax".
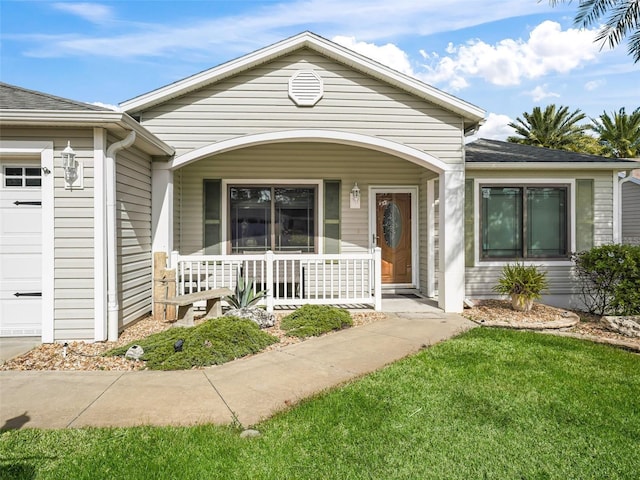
[
  {"xmin": 590, "ymin": 107, "xmax": 640, "ymax": 157},
  {"xmin": 507, "ymin": 104, "xmax": 588, "ymax": 150},
  {"xmin": 549, "ymin": 0, "xmax": 640, "ymax": 62}
]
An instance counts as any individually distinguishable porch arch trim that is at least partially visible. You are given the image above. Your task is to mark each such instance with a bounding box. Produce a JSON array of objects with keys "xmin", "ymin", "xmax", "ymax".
[{"xmin": 169, "ymin": 130, "xmax": 450, "ymax": 173}]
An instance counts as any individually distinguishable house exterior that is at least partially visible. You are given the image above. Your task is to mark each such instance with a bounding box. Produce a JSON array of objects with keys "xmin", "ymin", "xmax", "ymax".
[
  {"xmin": 465, "ymin": 139, "xmax": 638, "ymax": 307},
  {"xmin": 1, "ymin": 32, "xmax": 637, "ymax": 343}
]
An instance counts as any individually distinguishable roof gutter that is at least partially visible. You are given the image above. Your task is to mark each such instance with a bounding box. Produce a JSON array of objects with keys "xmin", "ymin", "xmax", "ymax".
[{"xmin": 106, "ymin": 131, "xmax": 136, "ymax": 341}]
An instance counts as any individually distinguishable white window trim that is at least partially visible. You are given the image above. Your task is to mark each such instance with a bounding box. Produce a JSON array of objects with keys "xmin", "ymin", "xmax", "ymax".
[
  {"xmin": 221, "ymin": 179, "xmax": 324, "ymax": 254},
  {"xmin": 473, "ymin": 178, "xmax": 576, "ymax": 267},
  {"xmin": 368, "ymin": 186, "xmax": 420, "ymax": 289},
  {"xmin": 0, "ymin": 140, "xmax": 54, "ymax": 342}
]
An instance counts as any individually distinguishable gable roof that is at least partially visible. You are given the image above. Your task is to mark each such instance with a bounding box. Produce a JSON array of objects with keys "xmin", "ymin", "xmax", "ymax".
[
  {"xmin": 120, "ymin": 31, "xmax": 485, "ymax": 131},
  {"xmin": 466, "ymin": 138, "xmax": 640, "ymax": 169},
  {"xmin": 0, "ymin": 82, "xmax": 109, "ymax": 111}
]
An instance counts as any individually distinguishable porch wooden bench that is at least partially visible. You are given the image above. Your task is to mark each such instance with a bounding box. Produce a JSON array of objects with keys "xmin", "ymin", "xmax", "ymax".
[{"xmin": 156, "ymin": 287, "xmax": 232, "ymax": 326}]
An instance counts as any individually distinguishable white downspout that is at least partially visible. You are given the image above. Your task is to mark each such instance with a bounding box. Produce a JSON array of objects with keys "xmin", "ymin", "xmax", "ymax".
[
  {"xmin": 618, "ymin": 170, "xmax": 633, "ymax": 244},
  {"xmin": 106, "ymin": 131, "xmax": 136, "ymax": 341}
]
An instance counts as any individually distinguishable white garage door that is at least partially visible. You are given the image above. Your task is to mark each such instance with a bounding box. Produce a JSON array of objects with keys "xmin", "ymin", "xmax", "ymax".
[{"xmin": 0, "ymin": 163, "xmax": 42, "ymax": 336}]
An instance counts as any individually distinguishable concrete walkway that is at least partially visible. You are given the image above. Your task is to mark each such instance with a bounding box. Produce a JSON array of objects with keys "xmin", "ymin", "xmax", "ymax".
[{"xmin": 0, "ymin": 311, "xmax": 475, "ymax": 430}]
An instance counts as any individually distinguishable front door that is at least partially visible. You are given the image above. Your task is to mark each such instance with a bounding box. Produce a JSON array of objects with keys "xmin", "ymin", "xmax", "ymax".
[{"xmin": 375, "ymin": 192, "xmax": 412, "ymax": 284}]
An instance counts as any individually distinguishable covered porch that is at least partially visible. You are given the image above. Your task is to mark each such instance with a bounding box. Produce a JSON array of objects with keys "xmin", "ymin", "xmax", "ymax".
[{"xmin": 152, "ymin": 130, "xmax": 466, "ymax": 313}]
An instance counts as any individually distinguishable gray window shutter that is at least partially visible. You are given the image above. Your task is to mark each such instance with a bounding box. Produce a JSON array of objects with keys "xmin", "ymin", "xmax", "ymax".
[
  {"xmin": 324, "ymin": 180, "xmax": 341, "ymax": 254},
  {"xmin": 204, "ymin": 180, "xmax": 222, "ymax": 254},
  {"xmin": 576, "ymin": 179, "xmax": 594, "ymax": 252},
  {"xmin": 465, "ymin": 178, "xmax": 474, "ymax": 267}
]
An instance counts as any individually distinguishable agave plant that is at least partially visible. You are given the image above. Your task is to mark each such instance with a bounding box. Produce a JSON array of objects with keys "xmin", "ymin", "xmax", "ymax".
[{"xmin": 226, "ymin": 271, "xmax": 267, "ymax": 309}]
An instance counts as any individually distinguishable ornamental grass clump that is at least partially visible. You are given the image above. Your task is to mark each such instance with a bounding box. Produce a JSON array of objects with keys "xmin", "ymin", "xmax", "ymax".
[
  {"xmin": 105, "ymin": 317, "xmax": 278, "ymax": 370},
  {"xmin": 280, "ymin": 304, "xmax": 352, "ymax": 338},
  {"xmin": 493, "ymin": 262, "xmax": 548, "ymax": 312}
]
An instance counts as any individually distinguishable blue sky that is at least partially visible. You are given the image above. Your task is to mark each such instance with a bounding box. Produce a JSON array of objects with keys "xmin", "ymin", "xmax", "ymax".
[{"xmin": 1, "ymin": 0, "xmax": 638, "ymax": 139}]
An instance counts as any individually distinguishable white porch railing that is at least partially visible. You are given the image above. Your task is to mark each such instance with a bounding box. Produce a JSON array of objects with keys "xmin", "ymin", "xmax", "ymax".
[{"xmin": 170, "ymin": 249, "xmax": 382, "ymax": 312}]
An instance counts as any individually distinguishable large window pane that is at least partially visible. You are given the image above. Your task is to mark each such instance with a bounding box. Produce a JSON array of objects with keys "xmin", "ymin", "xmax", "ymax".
[
  {"xmin": 230, "ymin": 187, "xmax": 271, "ymax": 252},
  {"xmin": 481, "ymin": 184, "xmax": 569, "ymax": 260},
  {"xmin": 527, "ymin": 187, "xmax": 567, "ymax": 257},
  {"xmin": 482, "ymin": 187, "xmax": 522, "ymax": 258},
  {"xmin": 275, "ymin": 187, "xmax": 315, "ymax": 252}
]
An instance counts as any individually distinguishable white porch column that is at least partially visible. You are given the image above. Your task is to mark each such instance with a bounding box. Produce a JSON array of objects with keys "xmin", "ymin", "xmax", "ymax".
[
  {"xmin": 152, "ymin": 163, "xmax": 174, "ymax": 254},
  {"xmin": 438, "ymin": 168, "xmax": 465, "ymax": 313}
]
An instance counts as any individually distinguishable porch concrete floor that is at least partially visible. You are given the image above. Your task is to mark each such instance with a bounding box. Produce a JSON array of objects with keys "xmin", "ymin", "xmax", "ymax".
[{"xmin": 0, "ymin": 307, "xmax": 475, "ymax": 430}]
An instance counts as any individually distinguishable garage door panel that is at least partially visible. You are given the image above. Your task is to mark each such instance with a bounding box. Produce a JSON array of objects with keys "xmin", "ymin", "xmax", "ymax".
[{"xmin": 0, "ymin": 163, "xmax": 42, "ymax": 337}]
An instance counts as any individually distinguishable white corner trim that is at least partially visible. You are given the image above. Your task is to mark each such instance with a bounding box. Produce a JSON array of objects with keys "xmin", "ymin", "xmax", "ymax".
[
  {"xmin": 0, "ymin": 140, "xmax": 54, "ymax": 342},
  {"xmin": 472, "ymin": 178, "xmax": 576, "ymax": 267},
  {"xmin": 171, "ymin": 130, "xmax": 451, "ymax": 173},
  {"xmin": 93, "ymin": 128, "xmax": 107, "ymax": 341},
  {"xmin": 613, "ymin": 171, "xmax": 620, "ymax": 243}
]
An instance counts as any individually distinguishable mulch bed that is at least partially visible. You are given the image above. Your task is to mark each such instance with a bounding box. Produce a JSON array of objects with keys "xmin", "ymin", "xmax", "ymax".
[{"xmin": 0, "ymin": 311, "xmax": 387, "ymax": 372}]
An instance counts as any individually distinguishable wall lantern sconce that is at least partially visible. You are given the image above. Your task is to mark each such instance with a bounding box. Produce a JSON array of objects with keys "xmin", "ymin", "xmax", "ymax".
[
  {"xmin": 350, "ymin": 182, "xmax": 361, "ymax": 209},
  {"xmin": 62, "ymin": 141, "xmax": 83, "ymax": 189}
]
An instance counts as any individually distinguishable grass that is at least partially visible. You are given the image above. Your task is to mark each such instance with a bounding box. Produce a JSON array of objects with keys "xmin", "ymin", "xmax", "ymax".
[
  {"xmin": 105, "ymin": 317, "xmax": 278, "ymax": 370},
  {"xmin": 2, "ymin": 329, "xmax": 639, "ymax": 479}
]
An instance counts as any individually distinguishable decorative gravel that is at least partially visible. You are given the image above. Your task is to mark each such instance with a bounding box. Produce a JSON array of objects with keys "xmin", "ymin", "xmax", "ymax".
[
  {"xmin": 0, "ymin": 311, "xmax": 388, "ymax": 371},
  {"xmin": 464, "ymin": 299, "xmax": 640, "ymax": 351}
]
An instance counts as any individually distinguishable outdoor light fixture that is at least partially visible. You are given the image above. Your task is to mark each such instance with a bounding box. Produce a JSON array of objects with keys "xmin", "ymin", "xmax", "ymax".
[
  {"xmin": 61, "ymin": 141, "xmax": 82, "ymax": 189},
  {"xmin": 350, "ymin": 182, "xmax": 361, "ymax": 209}
]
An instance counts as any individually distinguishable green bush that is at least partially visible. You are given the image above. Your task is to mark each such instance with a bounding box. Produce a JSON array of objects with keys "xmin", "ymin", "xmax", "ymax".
[
  {"xmin": 573, "ymin": 244, "xmax": 640, "ymax": 315},
  {"xmin": 106, "ymin": 317, "xmax": 278, "ymax": 370},
  {"xmin": 280, "ymin": 304, "xmax": 352, "ymax": 338}
]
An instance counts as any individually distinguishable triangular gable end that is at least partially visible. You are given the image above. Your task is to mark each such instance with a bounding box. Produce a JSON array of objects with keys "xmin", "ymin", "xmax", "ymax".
[{"xmin": 120, "ymin": 31, "xmax": 484, "ymax": 132}]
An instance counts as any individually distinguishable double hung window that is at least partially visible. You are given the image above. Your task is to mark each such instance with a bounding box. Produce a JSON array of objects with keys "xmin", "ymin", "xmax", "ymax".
[{"xmin": 481, "ymin": 185, "xmax": 569, "ymax": 259}]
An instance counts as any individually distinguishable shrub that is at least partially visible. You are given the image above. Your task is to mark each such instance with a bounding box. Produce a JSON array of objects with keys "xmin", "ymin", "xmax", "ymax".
[
  {"xmin": 573, "ymin": 244, "xmax": 640, "ymax": 316},
  {"xmin": 492, "ymin": 262, "xmax": 548, "ymax": 311},
  {"xmin": 280, "ymin": 304, "xmax": 352, "ymax": 338},
  {"xmin": 106, "ymin": 317, "xmax": 278, "ymax": 370}
]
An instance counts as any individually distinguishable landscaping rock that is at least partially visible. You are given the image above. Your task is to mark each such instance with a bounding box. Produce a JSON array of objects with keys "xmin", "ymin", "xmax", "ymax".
[
  {"xmin": 602, "ymin": 316, "xmax": 640, "ymax": 338},
  {"xmin": 240, "ymin": 429, "xmax": 261, "ymax": 438},
  {"xmin": 124, "ymin": 345, "xmax": 144, "ymax": 361},
  {"xmin": 225, "ymin": 308, "xmax": 275, "ymax": 328}
]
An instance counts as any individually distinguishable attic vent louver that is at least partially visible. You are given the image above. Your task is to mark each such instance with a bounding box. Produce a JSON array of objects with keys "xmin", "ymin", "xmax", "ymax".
[{"xmin": 288, "ymin": 70, "xmax": 323, "ymax": 107}]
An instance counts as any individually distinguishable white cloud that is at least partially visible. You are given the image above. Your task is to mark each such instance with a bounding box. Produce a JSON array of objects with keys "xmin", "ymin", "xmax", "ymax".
[
  {"xmin": 421, "ymin": 21, "xmax": 600, "ymax": 90},
  {"xmin": 527, "ymin": 84, "xmax": 560, "ymax": 102},
  {"xmin": 52, "ymin": 2, "xmax": 113, "ymax": 24},
  {"xmin": 91, "ymin": 102, "xmax": 120, "ymax": 111},
  {"xmin": 585, "ymin": 79, "xmax": 605, "ymax": 91},
  {"xmin": 333, "ymin": 36, "xmax": 415, "ymax": 76},
  {"xmin": 18, "ymin": 0, "xmax": 559, "ymax": 59},
  {"xmin": 466, "ymin": 113, "xmax": 515, "ymax": 142}
]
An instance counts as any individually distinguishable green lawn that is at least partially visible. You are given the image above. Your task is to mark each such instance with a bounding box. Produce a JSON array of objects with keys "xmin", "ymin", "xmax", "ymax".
[{"xmin": 1, "ymin": 328, "xmax": 639, "ymax": 479}]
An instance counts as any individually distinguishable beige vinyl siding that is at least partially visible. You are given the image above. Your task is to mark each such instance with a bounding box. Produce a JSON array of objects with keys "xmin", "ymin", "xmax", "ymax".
[
  {"xmin": 114, "ymin": 141, "xmax": 153, "ymax": 327},
  {"xmin": 137, "ymin": 49, "xmax": 465, "ymax": 164},
  {"xmin": 622, "ymin": 180, "xmax": 640, "ymax": 245},
  {"xmin": 176, "ymin": 142, "xmax": 435, "ymax": 288},
  {"xmin": 2, "ymin": 127, "xmax": 96, "ymax": 340},
  {"xmin": 464, "ymin": 169, "xmax": 615, "ymax": 309}
]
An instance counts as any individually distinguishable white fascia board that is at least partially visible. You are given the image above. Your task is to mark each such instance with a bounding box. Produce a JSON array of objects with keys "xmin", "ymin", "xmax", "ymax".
[
  {"xmin": 465, "ymin": 162, "xmax": 640, "ymax": 170},
  {"xmin": 119, "ymin": 32, "xmax": 485, "ymax": 125},
  {"xmin": 0, "ymin": 110, "xmax": 174, "ymax": 157}
]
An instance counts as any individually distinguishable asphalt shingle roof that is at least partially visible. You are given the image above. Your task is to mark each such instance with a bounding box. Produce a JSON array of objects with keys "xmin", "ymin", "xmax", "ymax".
[
  {"xmin": 466, "ymin": 138, "xmax": 638, "ymax": 164},
  {"xmin": 0, "ymin": 82, "xmax": 110, "ymax": 111}
]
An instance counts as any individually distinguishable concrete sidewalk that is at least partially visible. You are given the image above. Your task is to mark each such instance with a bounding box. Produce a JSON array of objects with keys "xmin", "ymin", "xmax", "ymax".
[{"xmin": 0, "ymin": 312, "xmax": 475, "ymax": 430}]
